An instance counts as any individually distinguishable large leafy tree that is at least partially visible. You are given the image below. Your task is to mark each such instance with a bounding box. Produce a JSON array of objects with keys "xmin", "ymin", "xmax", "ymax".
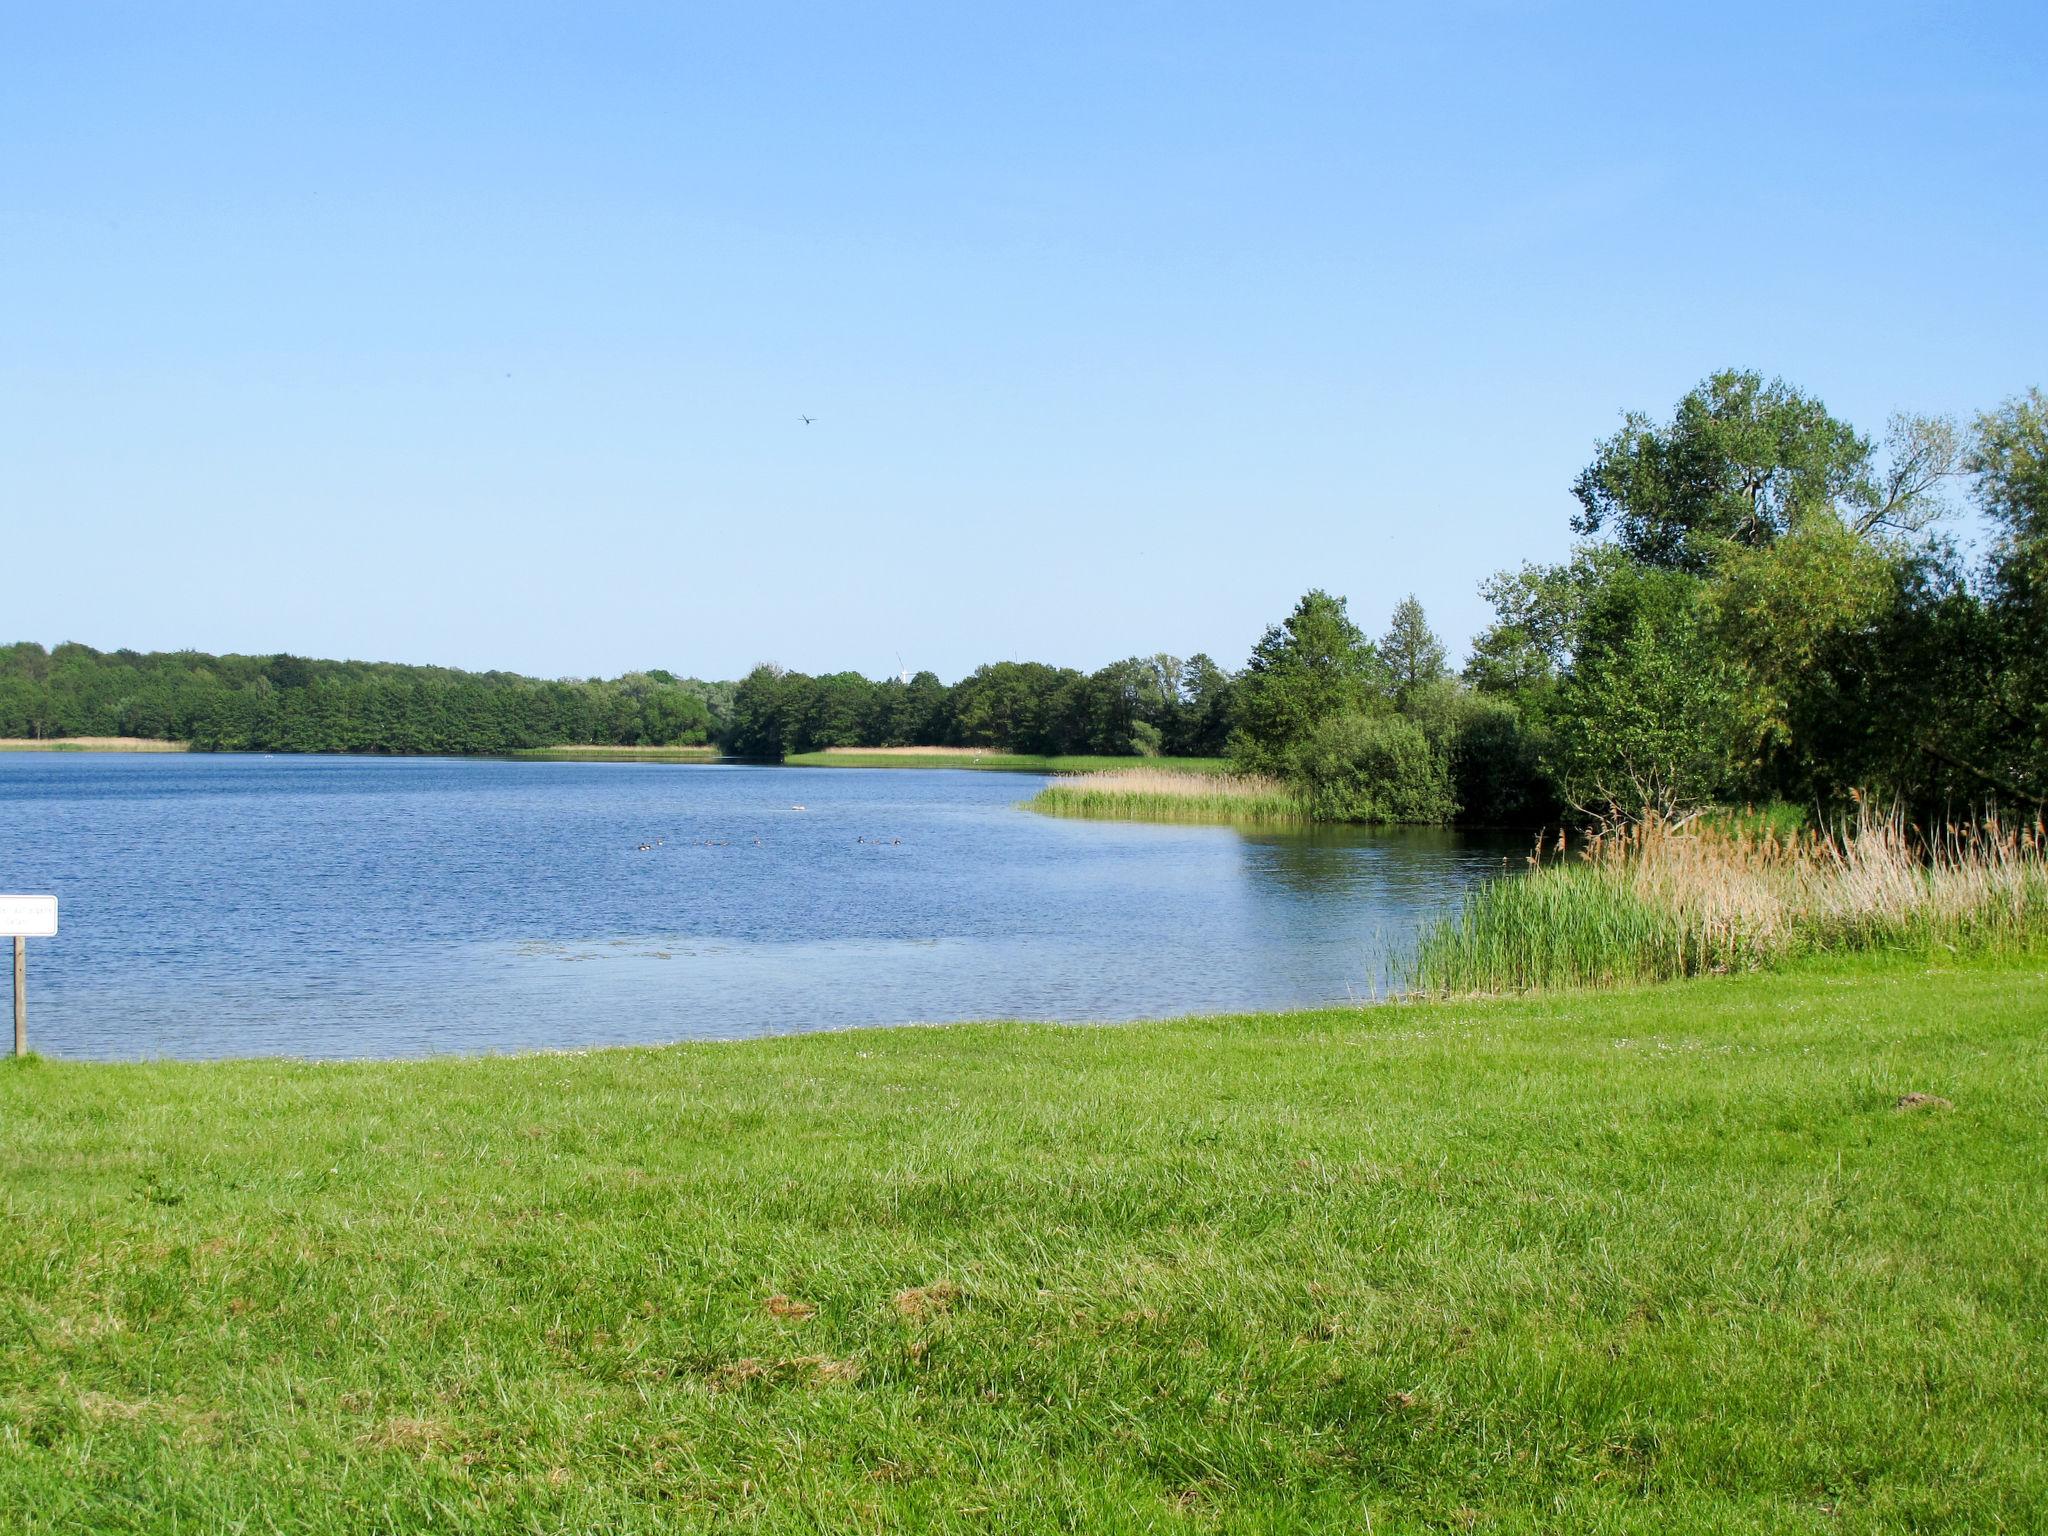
[
  {"xmin": 1787, "ymin": 551, "xmax": 1998, "ymax": 809},
  {"xmin": 1464, "ymin": 546, "xmax": 1630, "ymax": 696},
  {"xmin": 1230, "ymin": 590, "xmax": 1384, "ymax": 774},
  {"xmin": 1707, "ymin": 521, "xmax": 1896, "ymax": 797},
  {"xmin": 1571, "ymin": 370, "xmax": 1872, "ymax": 571}
]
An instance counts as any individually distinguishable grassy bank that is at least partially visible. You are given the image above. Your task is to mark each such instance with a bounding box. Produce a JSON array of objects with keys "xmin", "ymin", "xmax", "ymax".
[
  {"xmin": 785, "ymin": 749, "xmax": 1230, "ymax": 774},
  {"xmin": 1028, "ymin": 766, "xmax": 1304, "ymax": 824},
  {"xmin": 0, "ymin": 736, "xmax": 188, "ymax": 753},
  {"xmin": 5, "ymin": 957, "xmax": 2045, "ymax": 1532},
  {"xmin": 1418, "ymin": 811, "xmax": 2048, "ymax": 994}
]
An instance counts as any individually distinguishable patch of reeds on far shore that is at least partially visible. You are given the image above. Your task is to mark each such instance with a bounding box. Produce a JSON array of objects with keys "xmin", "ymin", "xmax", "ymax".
[
  {"xmin": 1415, "ymin": 805, "xmax": 2048, "ymax": 995},
  {"xmin": 0, "ymin": 736, "xmax": 189, "ymax": 752},
  {"xmin": 1027, "ymin": 766, "xmax": 1305, "ymax": 824}
]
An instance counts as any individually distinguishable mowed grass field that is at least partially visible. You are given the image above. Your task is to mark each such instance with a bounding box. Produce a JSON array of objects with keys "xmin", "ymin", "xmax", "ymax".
[{"xmin": 3, "ymin": 957, "xmax": 2044, "ymax": 1533}]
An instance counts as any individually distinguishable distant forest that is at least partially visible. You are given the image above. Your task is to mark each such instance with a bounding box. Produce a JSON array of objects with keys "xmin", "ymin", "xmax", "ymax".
[
  {"xmin": 0, "ymin": 643, "xmax": 1236, "ymax": 759},
  {"xmin": 0, "ymin": 645, "xmax": 731, "ymax": 756}
]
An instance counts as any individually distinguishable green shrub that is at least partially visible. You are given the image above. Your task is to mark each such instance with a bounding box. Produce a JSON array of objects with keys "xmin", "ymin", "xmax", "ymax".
[
  {"xmin": 1290, "ymin": 713, "xmax": 1456, "ymax": 824},
  {"xmin": 1403, "ymin": 682, "xmax": 1556, "ymax": 827}
]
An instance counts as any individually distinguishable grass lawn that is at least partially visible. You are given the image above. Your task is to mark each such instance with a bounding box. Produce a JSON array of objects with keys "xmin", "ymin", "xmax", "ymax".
[
  {"xmin": 3, "ymin": 957, "xmax": 2044, "ymax": 1532},
  {"xmin": 782, "ymin": 751, "xmax": 1231, "ymax": 774}
]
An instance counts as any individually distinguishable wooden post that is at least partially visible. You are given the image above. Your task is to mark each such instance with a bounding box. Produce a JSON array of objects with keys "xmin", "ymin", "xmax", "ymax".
[{"xmin": 12, "ymin": 935, "xmax": 22, "ymax": 1057}]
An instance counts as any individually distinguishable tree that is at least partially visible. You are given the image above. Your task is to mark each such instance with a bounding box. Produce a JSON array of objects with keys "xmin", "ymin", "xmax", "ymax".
[
  {"xmin": 1846, "ymin": 413, "xmax": 1966, "ymax": 538},
  {"xmin": 1230, "ymin": 590, "xmax": 1384, "ymax": 774},
  {"xmin": 1173, "ymin": 653, "xmax": 1236, "ymax": 756},
  {"xmin": 1707, "ymin": 520, "xmax": 1896, "ymax": 797},
  {"xmin": 1542, "ymin": 566, "xmax": 1739, "ymax": 822},
  {"xmin": 1377, "ymin": 595, "xmax": 1448, "ymax": 705},
  {"xmin": 1572, "ymin": 370, "xmax": 1871, "ymax": 572},
  {"xmin": 1465, "ymin": 546, "xmax": 1629, "ymax": 696},
  {"xmin": 1964, "ymin": 388, "xmax": 2048, "ymax": 804},
  {"xmin": 724, "ymin": 664, "xmax": 798, "ymax": 759},
  {"xmin": 1785, "ymin": 549, "xmax": 1997, "ymax": 810}
]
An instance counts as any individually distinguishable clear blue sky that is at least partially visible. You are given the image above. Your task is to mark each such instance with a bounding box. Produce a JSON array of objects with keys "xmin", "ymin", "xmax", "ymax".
[{"xmin": 4, "ymin": 2, "xmax": 2042, "ymax": 682}]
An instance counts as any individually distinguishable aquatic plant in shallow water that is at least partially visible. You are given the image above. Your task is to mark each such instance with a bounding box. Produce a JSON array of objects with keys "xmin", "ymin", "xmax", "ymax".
[
  {"xmin": 1414, "ymin": 806, "xmax": 2048, "ymax": 993},
  {"xmin": 1026, "ymin": 767, "xmax": 1305, "ymax": 824}
]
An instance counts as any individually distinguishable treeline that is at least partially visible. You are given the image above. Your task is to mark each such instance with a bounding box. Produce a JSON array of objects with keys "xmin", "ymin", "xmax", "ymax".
[
  {"xmin": 10, "ymin": 370, "xmax": 2041, "ymax": 825},
  {"xmin": 0, "ymin": 646, "xmax": 729, "ymax": 755},
  {"xmin": 1228, "ymin": 372, "xmax": 2047, "ymax": 827},
  {"xmin": 0, "ymin": 641, "xmax": 1240, "ymax": 760},
  {"xmin": 721, "ymin": 655, "xmax": 1236, "ymax": 759}
]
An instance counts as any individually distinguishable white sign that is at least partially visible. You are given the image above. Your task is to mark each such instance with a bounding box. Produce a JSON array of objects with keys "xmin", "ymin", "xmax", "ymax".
[{"xmin": 0, "ymin": 895, "xmax": 58, "ymax": 938}]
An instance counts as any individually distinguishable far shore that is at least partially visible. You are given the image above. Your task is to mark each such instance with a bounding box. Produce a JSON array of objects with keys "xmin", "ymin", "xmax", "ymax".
[
  {"xmin": 0, "ymin": 736, "xmax": 189, "ymax": 752},
  {"xmin": 507, "ymin": 743, "xmax": 720, "ymax": 760},
  {"xmin": 2, "ymin": 739, "xmax": 1235, "ymax": 780}
]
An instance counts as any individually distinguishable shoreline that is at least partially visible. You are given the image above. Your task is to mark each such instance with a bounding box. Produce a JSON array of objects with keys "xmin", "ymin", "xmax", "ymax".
[
  {"xmin": 3, "ymin": 740, "xmax": 1225, "ymax": 777},
  {"xmin": 15, "ymin": 949, "xmax": 2036, "ymax": 1069}
]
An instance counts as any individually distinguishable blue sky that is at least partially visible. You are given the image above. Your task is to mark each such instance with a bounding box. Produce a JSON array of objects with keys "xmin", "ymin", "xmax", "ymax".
[{"xmin": 3, "ymin": 2, "xmax": 2042, "ymax": 682}]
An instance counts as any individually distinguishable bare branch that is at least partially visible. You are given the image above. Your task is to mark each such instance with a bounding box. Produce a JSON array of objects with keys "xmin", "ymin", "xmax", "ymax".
[{"xmin": 1848, "ymin": 412, "xmax": 1965, "ymax": 537}]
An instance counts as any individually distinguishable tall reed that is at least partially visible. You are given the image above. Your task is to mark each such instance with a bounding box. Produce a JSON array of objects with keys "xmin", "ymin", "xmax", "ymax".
[
  {"xmin": 1027, "ymin": 767, "xmax": 1305, "ymax": 824},
  {"xmin": 1415, "ymin": 807, "xmax": 2048, "ymax": 994}
]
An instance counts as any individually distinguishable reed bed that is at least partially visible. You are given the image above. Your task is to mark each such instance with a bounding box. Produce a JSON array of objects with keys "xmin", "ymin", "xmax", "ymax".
[
  {"xmin": 0, "ymin": 736, "xmax": 188, "ymax": 752},
  {"xmin": 1415, "ymin": 807, "xmax": 2048, "ymax": 994},
  {"xmin": 1027, "ymin": 766, "xmax": 1305, "ymax": 824},
  {"xmin": 510, "ymin": 743, "xmax": 718, "ymax": 760}
]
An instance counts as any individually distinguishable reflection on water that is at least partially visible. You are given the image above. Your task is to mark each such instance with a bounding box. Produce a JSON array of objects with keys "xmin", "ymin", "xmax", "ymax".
[
  {"xmin": 1239, "ymin": 823, "xmax": 1499, "ymax": 897},
  {"xmin": 1, "ymin": 755, "xmax": 1517, "ymax": 1060}
]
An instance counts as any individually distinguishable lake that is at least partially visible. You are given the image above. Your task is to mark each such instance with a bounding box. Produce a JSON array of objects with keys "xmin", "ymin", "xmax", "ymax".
[{"xmin": 0, "ymin": 754, "xmax": 1516, "ymax": 1060}]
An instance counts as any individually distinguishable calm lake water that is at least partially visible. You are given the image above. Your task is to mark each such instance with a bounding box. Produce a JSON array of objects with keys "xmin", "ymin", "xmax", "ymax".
[{"xmin": 0, "ymin": 754, "xmax": 1515, "ymax": 1060}]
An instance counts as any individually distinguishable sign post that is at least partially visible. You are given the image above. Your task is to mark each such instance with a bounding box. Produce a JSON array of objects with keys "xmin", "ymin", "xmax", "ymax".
[{"xmin": 1, "ymin": 896, "xmax": 58, "ymax": 1057}]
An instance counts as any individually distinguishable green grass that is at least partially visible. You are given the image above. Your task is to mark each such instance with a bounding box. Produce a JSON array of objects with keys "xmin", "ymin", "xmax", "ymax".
[
  {"xmin": 4, "ymin": 956, "xmax": 2045, "ymax": 1532},
  {"xmin": 783, "ymin": 750, "xmax": 1231, "ymax": 774}
]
